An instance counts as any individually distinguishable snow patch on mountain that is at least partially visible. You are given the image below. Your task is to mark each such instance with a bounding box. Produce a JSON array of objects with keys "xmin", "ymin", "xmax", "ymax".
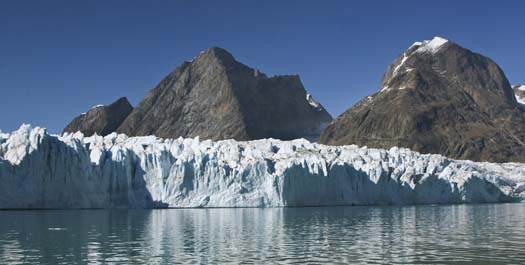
[
  {"xmin": 306, "ymin": 94, "xmax": 322, "ymax": 111},
  {"xmin": 514, "ymin": 85, "xmax": 525, "ymax": 105},
  {"xmin": 409, "ymin": 41, "xmax": 423, "ymax": 50},
  {"xmin": 415, "ymin": 36, "xmax": 449, "ymax": 54},
  {"xmin": 392, "ymin": 52, "xmax": 409, "ymax": 79},
  {"xmin": 381, "ymin": 37, "xmax": 450, "ymax": 93},
  {"xmin": 0, "ymin": 125, "xmax": 524, "ymax": 209},
  {"xmin": 90, "ymin": 104, "xmax": 104, "ymax": 110}
]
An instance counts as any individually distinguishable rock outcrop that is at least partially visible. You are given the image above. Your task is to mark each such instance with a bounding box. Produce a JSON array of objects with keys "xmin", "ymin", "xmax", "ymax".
[
  {"xmin": 63, "ymin": 97, "xmax": 133, "ymax": 137},
  {"xmin": 320, "ymin": 37, "xmax": 525, "ymax": 162},
  {"xmin": 116, "ymin": 47, "xmax": 332, "ymax": 141}
]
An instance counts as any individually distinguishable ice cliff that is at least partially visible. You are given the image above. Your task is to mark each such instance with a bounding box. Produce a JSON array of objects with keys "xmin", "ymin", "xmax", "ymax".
[{"xmin": 0, "ymin": 125, "xmax": 524, "ymax": 209}]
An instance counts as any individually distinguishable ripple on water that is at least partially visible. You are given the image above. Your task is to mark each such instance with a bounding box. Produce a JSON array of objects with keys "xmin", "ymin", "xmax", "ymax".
[{"xmin": 0, "ymin": 204, "xmax": 525, "ymax": 264}]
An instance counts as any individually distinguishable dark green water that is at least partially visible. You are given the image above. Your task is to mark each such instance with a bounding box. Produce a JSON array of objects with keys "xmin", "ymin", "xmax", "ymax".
[{"xmin": 1, "ymin": 204, "xmax": 525, "ymax": 264}]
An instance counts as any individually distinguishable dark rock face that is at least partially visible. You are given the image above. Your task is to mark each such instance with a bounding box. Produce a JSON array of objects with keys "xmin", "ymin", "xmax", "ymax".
[
  {"xmin": 117, "ymin": 47, "xmax": 332, "ymax": 141},
  {"xmin": 320, "ymin": 37, "xmax": 525, "ymax": 162},
  {"xmin": 63, "ymin": 97, "xmax": 133, "ymax": 136}
]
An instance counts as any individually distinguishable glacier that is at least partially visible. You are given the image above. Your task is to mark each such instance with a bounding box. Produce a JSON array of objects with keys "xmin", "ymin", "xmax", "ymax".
[{"xmin": 0, "ymin": 125, "xmax": 524, "ymax": 209}]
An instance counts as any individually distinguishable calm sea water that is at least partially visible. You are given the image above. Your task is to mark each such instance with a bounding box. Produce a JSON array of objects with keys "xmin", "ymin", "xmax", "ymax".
[{"xmin": 1, "ymin": 204, "xmax": 525, "ymax": 264}]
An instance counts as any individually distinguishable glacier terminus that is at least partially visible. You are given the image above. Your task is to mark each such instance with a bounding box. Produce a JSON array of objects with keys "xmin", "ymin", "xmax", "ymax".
[{"xmin": 0, "ymin": 125, "xmax": 524, "ymax": 209}]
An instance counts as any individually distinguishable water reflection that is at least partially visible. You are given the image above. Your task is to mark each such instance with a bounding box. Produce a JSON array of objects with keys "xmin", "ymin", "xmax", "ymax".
[{"xmin": 1, "ymin": 204, "xmax": 525, "ymax": 264}]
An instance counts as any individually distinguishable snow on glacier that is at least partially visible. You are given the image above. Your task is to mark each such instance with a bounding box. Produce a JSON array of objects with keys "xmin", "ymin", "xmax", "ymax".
[{"xmin": 0, "ymin": 125, "xmax": 524, "ymax": 209}]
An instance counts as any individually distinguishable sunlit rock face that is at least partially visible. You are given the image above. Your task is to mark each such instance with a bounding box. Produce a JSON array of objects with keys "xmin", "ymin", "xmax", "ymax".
[
  {"xmin": 321, "ymin": 37, "xmax": 525, "ymax": 163},
  {"xmin": 116, "ymin": 47, "xmax": 332, "ymax": 142}
]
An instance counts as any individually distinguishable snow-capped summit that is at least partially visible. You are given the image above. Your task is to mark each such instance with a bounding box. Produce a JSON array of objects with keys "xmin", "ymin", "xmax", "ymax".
[
  {"xmin": 412, "ymin": 36, "xmax": 450, "ymax": 54},
  {"xmin": 321, "ymin": 37, "xmax": 525, "ymax": 163},
  {"xmin": 380, "ymin": 37, "xmax": 451, "ymax": 92}
]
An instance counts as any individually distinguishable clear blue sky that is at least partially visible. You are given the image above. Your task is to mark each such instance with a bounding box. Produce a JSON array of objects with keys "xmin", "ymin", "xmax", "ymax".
[{"xmin": 1, "ymin": 0, "xmax": 524, "ymax": 133}]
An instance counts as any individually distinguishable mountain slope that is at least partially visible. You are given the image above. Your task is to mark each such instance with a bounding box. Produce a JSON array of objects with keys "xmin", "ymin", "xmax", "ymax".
[
  {"xmin": 117, "ymin": 47, "xmax": 332, "ymax": 141},
  {"xmin": 320, "ymin": 37, "xmax": 525, "ymax": 162},
  {"xmin": 63, "ymin": 97, "xmax": 133, "ymax": 136}
]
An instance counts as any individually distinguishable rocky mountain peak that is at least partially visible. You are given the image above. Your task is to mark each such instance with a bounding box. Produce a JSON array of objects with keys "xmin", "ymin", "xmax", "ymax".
[
  {"xmin": 379, "ymin": 36, "xmax": 516, "ymax": 115},
  {"xmin": 380, "ymin": 36, "xmax": 453, "ymax": 92},
  {"xmin": 63, "ymin": 97, "xmax": 133, "ymax": 136},
  {"xmin": 408, "ymin": 36, "xmax": 450, "ymax": 53},
  {"xmin": 320, "ymin": 37, "xmax": 525, "ymax": 162},
  {"xmin": 116, "ymin": 47, "xmax": 332, "ymax": 141},
  {"xmin": 192, "ymin": 46, "xmax": 237, "ymax": 66}
]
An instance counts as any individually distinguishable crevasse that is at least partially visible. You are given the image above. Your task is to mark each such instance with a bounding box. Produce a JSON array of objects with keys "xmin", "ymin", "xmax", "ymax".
[{"xmin": 0, "ymin": 125, "xmax": 524, "ymax": 209}]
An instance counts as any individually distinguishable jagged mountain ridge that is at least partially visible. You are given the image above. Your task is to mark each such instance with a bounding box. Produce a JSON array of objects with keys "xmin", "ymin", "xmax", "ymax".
[
  {"xmin": 320, "ymin": 37, "xmax": 525, "ymax": 162},
  {"xmin": 116, "ymin": 47, "xmax": 332, "ymax": 141}
]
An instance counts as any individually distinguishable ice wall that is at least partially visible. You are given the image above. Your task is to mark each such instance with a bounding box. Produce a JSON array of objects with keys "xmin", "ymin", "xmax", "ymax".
[{"xmin": 0, "ymin": 125, "xmax": 524, "ymax": 209}]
